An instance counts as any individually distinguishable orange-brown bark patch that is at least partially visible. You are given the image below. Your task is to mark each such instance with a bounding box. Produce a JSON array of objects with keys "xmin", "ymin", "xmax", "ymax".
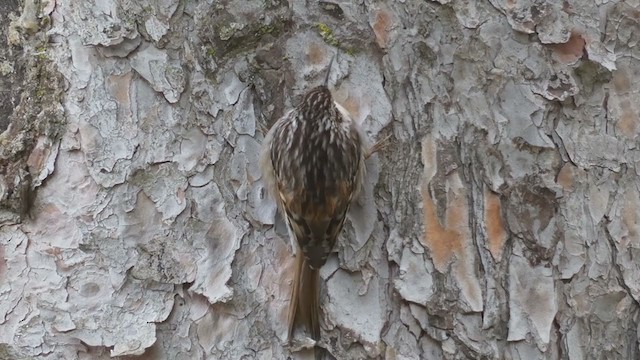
[
  {"xmin": 27, "ymin": 137, "xmax": 46, "ymax": 174},
  {"xmin": 549, "ymin": 32, "xmax": 585, "ymax": 63},
  {"xmin": 556, "ymin": 163, "xmax": 576, "ymax": 191},
  {"xmin": 421, "ymin": 175, "xmax": 465, "ymax": 271},
  {"xmin": 622, "ymin": 191, "xmax": 640, "ymax": 248},
  {"xmin": 0, "ymin": 244, "xmax": 5, "ymax": 284},
  {"xmin": 617, "ymin": 100, "xmax": 638, "ymax": 138},
  {"xmin": 612, "ymin": 70, "xmax": 631, "ymax": 94},
  {"xmin": 343, "ymin": 95, "xmax": 361, "ymax": 121},
  {"xmin": 307, "ymin": 43, "xmax": 326, "ymax": 65},
  {"xmin": 484, "ymin": 189, "xmax": 507, "ymax": 261},
  {"xmin": 372, "ymin": 10, "xmax": 392, "ymax": 49},
  {"xmin": 106, "ymin": 72, "xmax": 133, "ymax": 106}
]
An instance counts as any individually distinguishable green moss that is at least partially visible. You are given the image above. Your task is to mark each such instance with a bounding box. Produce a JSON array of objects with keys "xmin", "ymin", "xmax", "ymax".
[
  {"xmin": 255, "ymin": 24, "xmax": 277, "ymax": 37},
  {"xmin": 206, "ymin": 47, "xmax": 217, "ymax": 57},
  {"xmin": 131, "ymin": 170, "xmax": 155, "ymax": 188},
  {"xmin": 0, "ymin": 61, "xmax": 14, "ymax": 76},
  {"xmin": 0, "ymin": 344, "xmax": 34, "ymax": 360},
  {"xmin": 314, "ymin": 23, "xmax": 360, "ymax": 54},
  {"xmin": 211, "ymin": 17, "xmax": 288, "ymax": 59},
  {"xmin": 574, "ymin": 61, "xmax": 612, "ymax": 86},
  {"xmin": 0, "ymin": 43, "xmax": 66, "ymax": 220},
  {"xmin": 40, "ymin": 15, "xmax": 51, "ymax": 28},
  {"xmin": 35, "ymin": 87, "xmax": 46, "ymax": 98},
  {"xmin": 315, "ymin": 22, "xmax": 339, "ymax": 47},
  {"xmin": 36, "ymin": 52, "xmax": 48, "ymax": 61},
  {"xmin": 344, "ymin": 47, "xmax": 357, "ymax": 56},
  {"xmin": 218, "ymin": 22, "xmax": 244, "ymax": 41}
]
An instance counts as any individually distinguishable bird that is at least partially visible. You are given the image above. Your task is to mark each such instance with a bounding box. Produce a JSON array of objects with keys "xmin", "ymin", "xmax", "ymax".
[{"xmin": 259, "ymin": 55, "xmax": 367, "ymax": 359}]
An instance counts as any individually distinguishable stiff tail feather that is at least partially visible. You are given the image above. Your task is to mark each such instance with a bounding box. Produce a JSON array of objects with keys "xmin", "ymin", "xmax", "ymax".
[{"xmin": 289, "ymin": 253, "xmax": 325, "ymax": 359}]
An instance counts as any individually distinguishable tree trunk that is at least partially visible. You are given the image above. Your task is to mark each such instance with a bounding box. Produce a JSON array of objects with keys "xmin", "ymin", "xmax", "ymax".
[{"xmin": 1, "ymin": 0, "xmax": 639, "ymax": 359}]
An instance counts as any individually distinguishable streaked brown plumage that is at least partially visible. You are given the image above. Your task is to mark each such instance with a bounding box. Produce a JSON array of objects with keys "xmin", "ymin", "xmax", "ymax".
[{"xmin": 259, "ymin": 57, "xmax": 366, "ymax": 358}]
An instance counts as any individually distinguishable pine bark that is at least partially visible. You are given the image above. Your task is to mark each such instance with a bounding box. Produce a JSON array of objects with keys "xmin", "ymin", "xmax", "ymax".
[{"xmin": 1, "ymin": 0, "xmax": 639, "ymax": 359}]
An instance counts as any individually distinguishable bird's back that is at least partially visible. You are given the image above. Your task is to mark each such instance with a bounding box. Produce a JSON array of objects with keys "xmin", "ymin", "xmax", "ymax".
[{"xmin": 267, "ymin": 86, "xmax": 364, "ymax": 268}]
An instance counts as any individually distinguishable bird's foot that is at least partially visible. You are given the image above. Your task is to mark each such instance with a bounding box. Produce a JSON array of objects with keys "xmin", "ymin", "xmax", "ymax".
[
  {"xmin": 365, "ymin": 134, "xmax": 392, "ymax": 159},
  {"xmin": 288, "ymin": 336, "xmax": 317, "ymax": 352}
]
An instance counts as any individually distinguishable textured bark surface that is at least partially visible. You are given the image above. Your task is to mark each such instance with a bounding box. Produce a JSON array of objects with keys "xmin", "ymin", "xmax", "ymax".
[{"xmin": 1, "ymin": 0, "xmax": 639, "ymax": 359}]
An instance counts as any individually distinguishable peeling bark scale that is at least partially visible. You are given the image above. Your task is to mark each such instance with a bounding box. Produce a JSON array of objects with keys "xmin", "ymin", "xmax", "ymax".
[{"xmin": 0, "ymin": 0, "xmax": 639, "ymax": 359}]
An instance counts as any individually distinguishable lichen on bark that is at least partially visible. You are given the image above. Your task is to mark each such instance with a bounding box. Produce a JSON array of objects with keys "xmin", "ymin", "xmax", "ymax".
[{"xmin": 0, "ymin": 0, "xmax": 65, "ymax": 225}]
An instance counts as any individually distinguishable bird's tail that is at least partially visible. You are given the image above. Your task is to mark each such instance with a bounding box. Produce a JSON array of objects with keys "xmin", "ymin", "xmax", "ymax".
[{"xmin": 289, "ymin": 254, "xmax": 325, "ymax": 359}]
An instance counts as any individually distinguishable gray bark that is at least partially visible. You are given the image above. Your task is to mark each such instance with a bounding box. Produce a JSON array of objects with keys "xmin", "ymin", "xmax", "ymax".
[{"xmin": 1, "ymin": 0, "xmax": 639, "ymax": 359}]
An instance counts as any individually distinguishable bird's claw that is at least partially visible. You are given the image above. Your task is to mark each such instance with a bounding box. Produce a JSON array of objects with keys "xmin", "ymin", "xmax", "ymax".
[
  {"xmin": 365, "ymin": 134, "xmax": 392, "ymax": 159},
  {"xmin": 288, "ymin": 336, "xmax": 317, "ymax": 352}
]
